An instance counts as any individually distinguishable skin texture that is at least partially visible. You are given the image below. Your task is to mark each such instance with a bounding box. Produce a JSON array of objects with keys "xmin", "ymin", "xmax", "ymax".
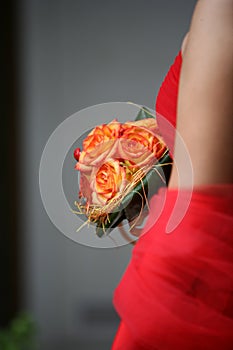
[{"xmin": 169, "ymin": 0, "xmax": 233, "ymax": 188}]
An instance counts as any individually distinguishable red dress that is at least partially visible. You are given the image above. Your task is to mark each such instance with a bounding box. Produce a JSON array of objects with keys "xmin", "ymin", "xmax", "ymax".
[{"xmin": 111, "ymin": 52, "xmax": 233, "ymax": 349}]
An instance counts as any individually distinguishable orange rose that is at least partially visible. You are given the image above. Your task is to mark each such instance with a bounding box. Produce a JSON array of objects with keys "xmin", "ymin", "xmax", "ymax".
[
  {"xmin": 90, "ymin": 159, "xmax": 128, "ymax": 206},
  {"xmin": 76, "ymin": 121, "xmax": 121, "ymax": 171},
  {"xmin": 83, "ymin": 122, "xmax": 120, "ymax": 152},
  {"xmin": 118, "ymin": 119, "xmax": 167, "ymax": 167}
]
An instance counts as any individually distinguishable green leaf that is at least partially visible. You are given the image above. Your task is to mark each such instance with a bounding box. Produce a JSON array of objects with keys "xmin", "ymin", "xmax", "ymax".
[
  {"xmin": 135, "ymin": 106, "xmax": 155, "ymax": 121},
  {"xmin": 123, "ymin": 152, "xmax": 172, "ymax": 223},
  {"xmin": 0, "ymin": 313, "xmax": 37, "ymax": 350}
]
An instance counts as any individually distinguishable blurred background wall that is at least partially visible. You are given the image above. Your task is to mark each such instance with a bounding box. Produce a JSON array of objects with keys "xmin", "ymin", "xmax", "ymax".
[{"xmin": 2, "ymin": 0, "xmax": 196, "ymax": 349}]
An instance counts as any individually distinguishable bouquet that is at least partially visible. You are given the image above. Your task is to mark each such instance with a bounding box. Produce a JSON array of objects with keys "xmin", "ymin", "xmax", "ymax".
[{"xmin": 73, "ymin": 107, "xmax": 172, "ymax": 237}]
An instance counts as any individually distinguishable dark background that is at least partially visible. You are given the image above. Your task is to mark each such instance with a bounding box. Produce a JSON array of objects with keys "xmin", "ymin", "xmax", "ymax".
[{"xmin": 1, "ymin": 0, "xmax": 196, "ymax": 349}]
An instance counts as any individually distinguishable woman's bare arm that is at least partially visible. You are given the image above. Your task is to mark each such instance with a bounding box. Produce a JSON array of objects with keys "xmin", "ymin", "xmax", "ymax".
[{"xmin": 169, "ymin": 0, "xmax": 233, "ymax": 188}]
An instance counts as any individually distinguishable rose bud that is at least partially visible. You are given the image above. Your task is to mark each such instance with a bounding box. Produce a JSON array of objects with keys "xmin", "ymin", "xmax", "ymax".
[{"xmin": 73, "ymin": 147, "xmax": 81, "ymax": 161}]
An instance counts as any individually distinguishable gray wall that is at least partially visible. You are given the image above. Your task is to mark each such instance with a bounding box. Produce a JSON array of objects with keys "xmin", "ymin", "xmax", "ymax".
[{"xmin": 19, "ymin": 0, "xmax": 196, "ymax": 349}]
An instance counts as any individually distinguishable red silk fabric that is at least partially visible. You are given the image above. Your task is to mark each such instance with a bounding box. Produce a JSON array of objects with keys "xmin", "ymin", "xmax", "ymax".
[
  {"xmin": 112, "ymin": 51, "xmax": 233, "ymax": 349},
  {"xmin": 112, "ymin": 185, "xmax": 233, "ymax": 349},
  {"xmin": 155, "ymin": 51, "xmax": 182, "ymax": 155}
]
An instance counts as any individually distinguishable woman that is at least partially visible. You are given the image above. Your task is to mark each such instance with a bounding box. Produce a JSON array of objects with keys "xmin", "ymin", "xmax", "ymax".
[{"xmin": 112, "ymin": 0, "xmax": 233, "ymax": 349}]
